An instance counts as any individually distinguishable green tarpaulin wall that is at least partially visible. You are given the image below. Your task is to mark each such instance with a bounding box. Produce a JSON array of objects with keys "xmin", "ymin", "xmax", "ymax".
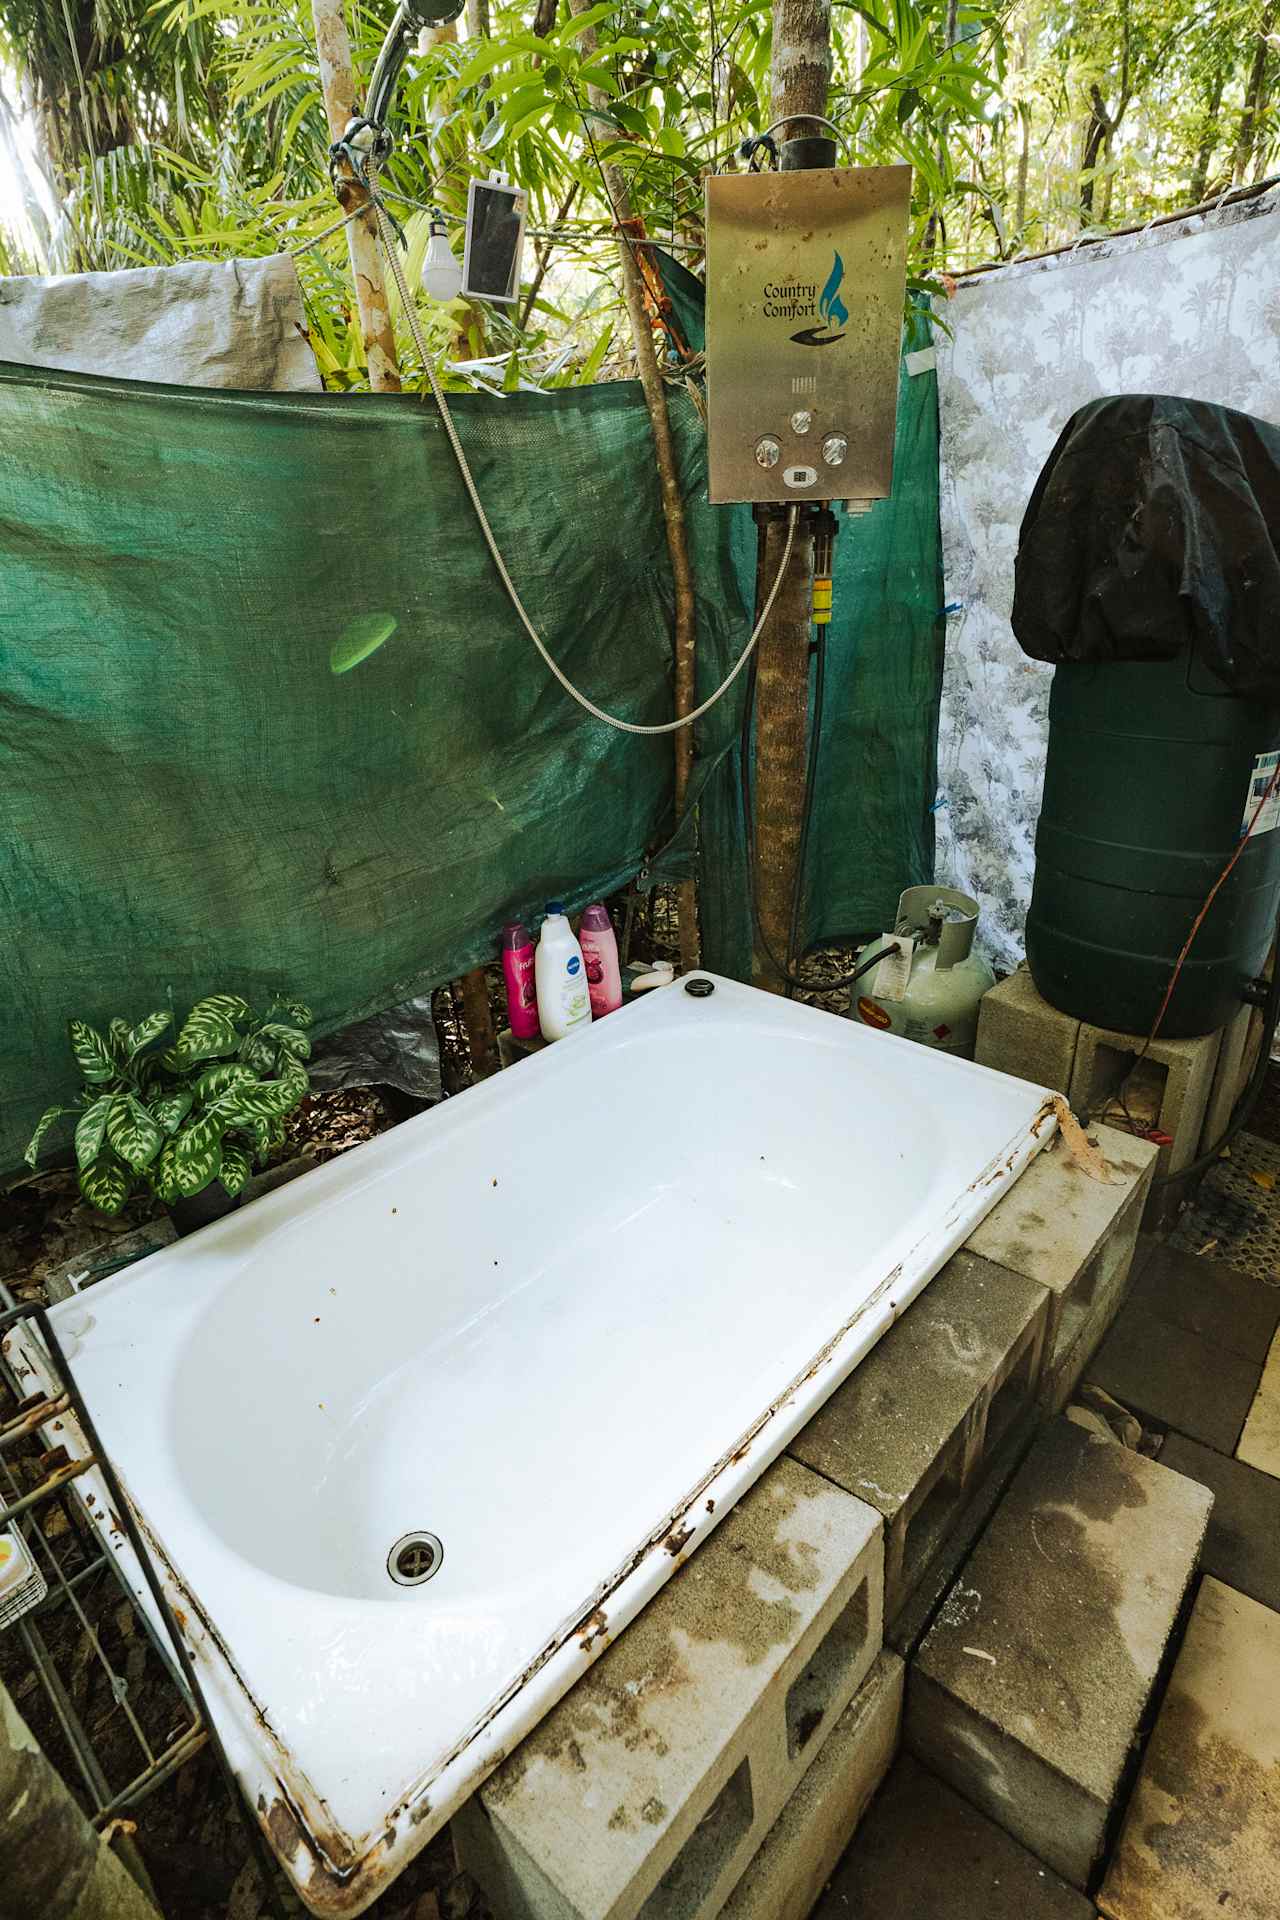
[{"xmin": 0, "ymin": 261, "xmax": 942, "ymax": 1171}]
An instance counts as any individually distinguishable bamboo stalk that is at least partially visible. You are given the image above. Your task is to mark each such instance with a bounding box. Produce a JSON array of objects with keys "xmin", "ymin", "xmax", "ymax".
[
  {"xmin": 568, "ymin": 0, "xmax": 700, "ymax": 972},
  {"xmin": 310, "ymin": 0, "xmax": 401, "ymax": 394}
]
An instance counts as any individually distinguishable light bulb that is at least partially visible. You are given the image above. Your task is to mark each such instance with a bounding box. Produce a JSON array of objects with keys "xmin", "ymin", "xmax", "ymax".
[{"xmin": 421, "ymin": 218, "xmax": 463, "ymax": 302}]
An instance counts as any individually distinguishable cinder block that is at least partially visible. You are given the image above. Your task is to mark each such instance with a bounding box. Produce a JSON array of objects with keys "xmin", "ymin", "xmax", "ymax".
[
  {"xmin": 975, "ymin": 965, "xmax": 1081, "ymax": 1095},
  {"xmin": 887, "ymin": 1404, "xmax": 1038, "ymax": 1661},
  {"xmin": 719, "ymin": 1651, "xmax": 902, "ymax": 1920},
  {"xmin": 965, "ymin": 1123, "xmax": 1157, "ymax": 1410},
  {"xmin": 43, "ymin": 1216, "xmax": 176, "ymax": 1303},
  {"xmin": 40, "ymin": 1150, "xmax": 319, "ymax": 1303},
  {"xmin": 1068, "ymin": 1021, "xmax": 1221, "ymax": 1217},
  {"xmin": 906, "ymin": 1417, "xmax": 1212, "ymax": 1890},
  {"xmin": 1099, "ymin": 1577, "xmax": 1280, "ymax": 1920},
  {"xmin": 454, "ymin": 1457, "xmax": 883, "ymax": 1920},
  {"xmin": 1201, "ymin": 1002, "xmax": 1255, "ymax": 1154},
  {"xmin": 788, "ymin": 1250, "xmax": 1049, "ymax": 1621}
]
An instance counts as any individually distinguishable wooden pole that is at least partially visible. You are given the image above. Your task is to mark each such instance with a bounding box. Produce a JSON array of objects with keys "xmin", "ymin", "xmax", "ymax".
[
  {"xmin": 311, "ymin": 0, "xmax": 401, "ymax": 394},
  {"xmin": 311, "ymin": 0, "xmax": 499, "ymax": 1079},
  {"xmin": 751, "ymin": 0, "xmax": 832, "ymax": 993},
  {"xmin": 1, "ymin": 1676, "xmax": 159, "ymax": 1920},
  {"xmin": 569, "ymin": 0, "xmax": 701, "ymax": 972}
]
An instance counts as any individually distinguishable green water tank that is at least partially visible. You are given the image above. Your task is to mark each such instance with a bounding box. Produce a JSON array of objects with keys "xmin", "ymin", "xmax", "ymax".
[{"xmin": 1025, "ymin": 647, "xmax": 1280, "ymax": 1038}]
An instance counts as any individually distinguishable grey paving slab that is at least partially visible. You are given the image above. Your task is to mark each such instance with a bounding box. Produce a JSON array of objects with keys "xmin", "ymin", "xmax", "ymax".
[
  {"xmin": 1099, "ymin": 1577, "xmax": 1280, "ymax": 1920},
  {"xmin": 813, "ymin": 1754, "xmax": 1094, "ymax": 1919},
  {"xmin": 1159, "ymin": 1431, "xmax": 1280, "ymax": 1614},
  {"xmin": 1086, "ymin": 1300, "xmax": 1262, "ymax": 1453},
  {"xmin": 1127, "ymin": 1242, "xmax": 1280, "ymax": 1364}
]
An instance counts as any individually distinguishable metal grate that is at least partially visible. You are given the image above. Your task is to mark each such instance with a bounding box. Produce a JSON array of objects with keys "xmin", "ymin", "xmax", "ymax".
[
  {"xmin": 1170, "ymin": 1127, "xmax": 1280, "ymax": 1285},
  {"xmin": 0, "ymin": 1292, "xmax": 287, "ymax": 1915}
]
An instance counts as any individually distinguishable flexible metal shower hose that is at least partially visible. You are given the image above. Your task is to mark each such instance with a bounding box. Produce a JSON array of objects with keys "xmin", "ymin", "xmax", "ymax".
[{"xmin": 376, "ymin": 202, "xmax": 798, "ymax": 737}]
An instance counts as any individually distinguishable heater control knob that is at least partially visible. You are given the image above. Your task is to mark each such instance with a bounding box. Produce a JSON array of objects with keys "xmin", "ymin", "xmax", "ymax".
[
  {"xmin": 754, "ymin": 436, "xmax": 781, "ymax": 469},
  {"xmin": 790, "ymin": 409, "xmax": 813, "ymax": 435},
  {"xmin": 822, "ymin": 433, "xmax": 849, "ymax": 467}
]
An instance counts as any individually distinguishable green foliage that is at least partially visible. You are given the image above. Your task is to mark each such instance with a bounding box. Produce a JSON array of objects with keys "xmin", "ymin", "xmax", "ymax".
[
  {"xmin": 0, "ymin": 0, "xmax": 1010, "ymax": 372},
  {"xmin": 2, "ymin": 0, "xmax": 1275, "ymax": 346},
  {"xmin": 24, "ymin": 991, "xmax": 314, "ymax": 1213}
]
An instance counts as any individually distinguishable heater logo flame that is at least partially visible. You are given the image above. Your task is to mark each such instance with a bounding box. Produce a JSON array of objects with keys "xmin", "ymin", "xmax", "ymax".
[
  {"xmin": 791, "ymin": 250, "xmax": 848, "ymax": 348},
  {"xmin": 819, "ymin": 252, "xmax": 849, "ymax": 328}
]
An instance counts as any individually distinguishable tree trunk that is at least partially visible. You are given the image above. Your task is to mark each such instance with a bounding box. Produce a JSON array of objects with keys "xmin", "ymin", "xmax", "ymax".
[
  {"xmin": 1080, "ymin": 84, "xmax": 1112, "ymax": 223},
  {"xmin": 1231, "ymin": 1, "xmax": 1277, "ymax": 184},
  {"xmin": 1, "ymin": 1677, "xmax": 158, "ymax": 1920},
  {"xmin": 467, "ymin": 0, "xmax": 491, "ymax": 36},
  {"xmin": 520, "ymin": 181, "xmax": 580, "ymax": 329},
  {"xmin": 310, "ymin": 0, "xmax": 401, "ymax": 394},
  {"xmin": 1189, "ymin": 66, "xmax": 1226, "ymax": 202},
  {"xmin": 769, "ymin": 0, "xmax": 833, "ymax": 137},
  {"xmin": 569, "ymin": 0, "xmax": 701, "ymax": 970},
  {"xmin": 458, "ymin": 967, "xmax": 500, "ymax": 1079},
  {"xmin": 751, "ymin": 517, "xmax": 815, "ymax": 990},
  {"xmin": 1016, "ymin": 105, "xmax": 1031, "ymax": 233},
  {"xmin": 751, "ymin": 0, "xmax": 832, "ymax": 992},
  {"xmin": 921, "ymin": 0, "xmax": 957, "ymax": 259}
]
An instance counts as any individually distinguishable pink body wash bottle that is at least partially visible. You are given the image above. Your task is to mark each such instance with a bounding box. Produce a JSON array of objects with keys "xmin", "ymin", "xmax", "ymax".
[
  {"xmin": 500, "ymin": 921, "xmax": 539, "ymax": 1039},
  {"xmin": 579, "ymin": 903, "xmax": 623, "ymax": 1018}
]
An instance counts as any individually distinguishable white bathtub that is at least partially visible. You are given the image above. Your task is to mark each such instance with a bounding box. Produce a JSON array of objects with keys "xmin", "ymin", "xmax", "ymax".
[{"xmin": 10, "ymin": 974, "xmax": 1053, "ymax": 1913}]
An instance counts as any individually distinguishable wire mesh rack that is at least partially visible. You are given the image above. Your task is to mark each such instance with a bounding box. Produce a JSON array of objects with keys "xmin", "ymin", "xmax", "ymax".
[{"xmin": 0, "ymin": 1283, "xmax": 287, "ymax": 1917}]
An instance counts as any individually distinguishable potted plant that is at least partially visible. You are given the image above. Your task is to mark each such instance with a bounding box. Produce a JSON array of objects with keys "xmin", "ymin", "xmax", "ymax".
[{"xmin": 24, "ymin": 994, "xmax": 313, "ymax": 1235}]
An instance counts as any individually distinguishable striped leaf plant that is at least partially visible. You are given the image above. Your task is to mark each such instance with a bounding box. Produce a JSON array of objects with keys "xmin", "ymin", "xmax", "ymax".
[{"xmin": 24, "ymin": 994, "xmax": 313, "ymax": 1215}]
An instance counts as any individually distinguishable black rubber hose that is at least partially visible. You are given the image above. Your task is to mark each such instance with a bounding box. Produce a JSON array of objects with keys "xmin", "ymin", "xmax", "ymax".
[{"xmin": 1151, "ymin": 891, "xmax": 1280, "ymax": 1188}]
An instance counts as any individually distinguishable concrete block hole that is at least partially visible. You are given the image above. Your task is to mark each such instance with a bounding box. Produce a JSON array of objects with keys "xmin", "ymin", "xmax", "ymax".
[
  {"xmin": 784, "ymin": 1577, "xmax": 871, "ymax": 1762},
  {"xmin": 984, "ymin": 1332, "xmax": 1039, "ymax": 1454},
  {"xmin": 636, "ymin": 1756, "xmax": 754, "ymax": 1920},
  {"xmin": 901, "ymin": 1449, "xmax": 965, "ymax": 1597}
]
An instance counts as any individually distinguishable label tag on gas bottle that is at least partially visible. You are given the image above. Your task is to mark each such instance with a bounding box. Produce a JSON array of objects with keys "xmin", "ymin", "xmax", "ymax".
[
  {"xmin": 1242, "ymin": 749, "xmax": 1280, "ymax": 836},
  {"xmin": 871, "ymin": 936, "xmax": 914, "ymax": 1002}
]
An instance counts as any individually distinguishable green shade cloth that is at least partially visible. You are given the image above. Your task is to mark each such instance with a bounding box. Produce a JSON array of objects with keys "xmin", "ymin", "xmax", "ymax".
[{"xmin": 0, "ymin": 272, "xmax": 941, "ymax": 1169}]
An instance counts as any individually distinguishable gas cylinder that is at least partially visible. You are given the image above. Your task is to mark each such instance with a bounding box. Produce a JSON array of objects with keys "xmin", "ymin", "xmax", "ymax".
[{"xmin": 852, "ymin": 886, "xmax": 995, "ymax": 1058}]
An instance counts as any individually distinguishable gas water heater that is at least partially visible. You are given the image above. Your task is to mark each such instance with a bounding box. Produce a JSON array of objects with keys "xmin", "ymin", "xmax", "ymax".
[
  {"xmin": 853, "ymin": 886, "xmax": 996, "ymax": 1058},
  {"xmin": 704, "ymin": 164, "xmax": 912, "ymax": 507}
]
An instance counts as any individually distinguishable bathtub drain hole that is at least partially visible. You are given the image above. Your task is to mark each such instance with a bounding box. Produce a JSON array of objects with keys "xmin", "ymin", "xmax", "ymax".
[{"xmin": 388, "ymin": 1531, "xmax": 443, "ymax": 1586}]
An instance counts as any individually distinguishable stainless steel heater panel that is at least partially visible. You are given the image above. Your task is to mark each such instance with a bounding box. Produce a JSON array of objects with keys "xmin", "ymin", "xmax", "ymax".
[{"xmin": 704, "ymin": 165, "xmax": 912, "ymax": 506}]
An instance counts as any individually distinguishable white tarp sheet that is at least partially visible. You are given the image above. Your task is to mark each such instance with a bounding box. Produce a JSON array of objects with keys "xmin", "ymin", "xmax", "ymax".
[
  {"xmin": 0, "ymin": 253, "xmax": 320, "ymax": 391},
  {"xmin": 934, "ymin": 185, "xmax": 1280, "ymax": 969}
]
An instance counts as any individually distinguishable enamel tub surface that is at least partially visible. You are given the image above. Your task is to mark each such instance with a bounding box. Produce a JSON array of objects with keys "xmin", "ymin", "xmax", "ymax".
[{"xmin": 13, "ymin": 975, "xmax": 1054, "ymax": 1913}]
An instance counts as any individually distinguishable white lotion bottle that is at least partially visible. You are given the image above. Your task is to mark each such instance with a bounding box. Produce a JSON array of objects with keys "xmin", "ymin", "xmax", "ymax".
[{"xmin": 535, "ymin": 902, "xmax": 592, "ymax": 1041}]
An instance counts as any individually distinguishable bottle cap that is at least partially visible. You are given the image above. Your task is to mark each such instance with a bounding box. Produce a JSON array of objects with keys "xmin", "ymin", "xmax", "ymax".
[
  {"xmin": 579, "ymin": 903, "xmax": 611, "ymax": 930},
  {"xmin": 501, "ymin": 921, "xmax": 531, "ymax": 948},
  {"xmin": 545, "ymin": 900, "xmax": 565, "ymax": 916}
]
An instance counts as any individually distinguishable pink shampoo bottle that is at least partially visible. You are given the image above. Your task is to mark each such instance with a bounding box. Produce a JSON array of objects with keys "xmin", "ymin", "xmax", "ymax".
[
  {"xmin": 500, "ymin": 921, "xmax": 539, "ymax": 1039},
  {"xmin": 579, "ymin": 903, "xmax": 623, "ymax": 1018}
]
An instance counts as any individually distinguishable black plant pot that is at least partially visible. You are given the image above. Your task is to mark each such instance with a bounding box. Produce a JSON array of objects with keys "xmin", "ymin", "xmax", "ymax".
[{"xmin": 167, "ymin": 1185, "xmax": 243, "ymax": 1238}]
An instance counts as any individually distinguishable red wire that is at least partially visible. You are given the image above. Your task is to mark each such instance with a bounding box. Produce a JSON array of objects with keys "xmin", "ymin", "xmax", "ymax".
[{"xmin": 1137, "ymin": 752, "xmax": 1280, "ymax": 1063}]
